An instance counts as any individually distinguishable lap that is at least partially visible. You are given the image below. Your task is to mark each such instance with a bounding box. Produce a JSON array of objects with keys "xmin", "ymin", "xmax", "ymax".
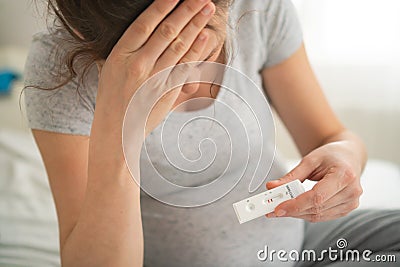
[{"xmin": 295, "ymin": 209, "xmax": 400, "ymax": 267}]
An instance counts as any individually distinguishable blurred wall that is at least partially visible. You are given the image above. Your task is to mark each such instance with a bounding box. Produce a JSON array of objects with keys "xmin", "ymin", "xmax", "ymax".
[
  {"xmin": 0, "ymin": 0, "xmax": 46, "ymax": 48},
  {"xmin": 277, "ymin": 0, "xmax": 400, "ymax": 164}
]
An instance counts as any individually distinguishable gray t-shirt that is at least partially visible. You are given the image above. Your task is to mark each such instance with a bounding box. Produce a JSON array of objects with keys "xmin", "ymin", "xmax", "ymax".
[{"xmin": 24, "ymin": 1, "xmax": 304, "ymax": 266}]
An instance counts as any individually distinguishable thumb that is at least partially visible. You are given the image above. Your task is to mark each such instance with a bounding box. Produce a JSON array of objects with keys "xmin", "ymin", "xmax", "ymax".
[{"xmin": 266, "ymin": 159, "xmax": 313, "ymax": 190}]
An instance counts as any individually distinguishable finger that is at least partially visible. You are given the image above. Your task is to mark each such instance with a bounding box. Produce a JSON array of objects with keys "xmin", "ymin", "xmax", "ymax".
[
  {"xmin": 150, "ymin": 27, "xmax": 212, "ymax": 90},
  {"xmin": 300, "ymin": 186, "xmax": 362, "ymax": 215},
  {"xmin": 144, "ymin": 0, "xmax": 214, "ymax": 61},
  {"xmin": 112, "ymin": 0, "xmax": 181, "ymax": 54},
  {"xmin": 266, "ymin": 159, "xmax": 315, "ymax": 190},
  {"xmin": 296, "ymin": 213, "xmax": 348, "ymax": 223},
  {"xmin": 301, "ymin": 200, "xmax": 359, "ymax": 217},
  {"xmin": 154, "ymin": 30, "xmax": 209, "ymax": 74},
  {"xmin": 180, "ymin": 30, "xmax": 209, "ymax": 63},
  {"xmin": 295, "ymin": 201, "xmax": 358, "ymax": 223},
  {"xmin": 155, "ymin": 4, "xmax": 214, "ymax": 70},
  {"xmin": 177, "ymin": 30, "xmax": 209, "ymax": 94},
  {"xmin": 273, "ymin": 170, "xmax": 349, "ymax": 216}
]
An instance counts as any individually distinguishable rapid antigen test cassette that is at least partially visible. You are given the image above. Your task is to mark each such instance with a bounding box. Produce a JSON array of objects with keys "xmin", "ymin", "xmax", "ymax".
[{"xmin": 233, "ymin": 180, "xmax": 305, "ymax": 224}]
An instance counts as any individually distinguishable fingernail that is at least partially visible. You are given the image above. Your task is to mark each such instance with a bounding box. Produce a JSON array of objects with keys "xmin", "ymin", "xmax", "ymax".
[
  {"xmin": 267, "ymin": 213, "xmax": 276, "ymax": 218},
  {"xmin": 276, "ymin": 210, "xmax": 286, "ymax": 217},
  {"xmin": 198, "ymin": 32, "xmax": 207, "ymax": 40},
  {"xmin": 202, "ymin": 3, "xmax": 213, "ymax": 15}
]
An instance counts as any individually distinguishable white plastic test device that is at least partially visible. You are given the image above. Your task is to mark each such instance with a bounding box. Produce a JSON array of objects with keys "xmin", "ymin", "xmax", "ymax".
[{"xmin": 232, "ymin": 179, "xmax": 305, "ymax": 224}]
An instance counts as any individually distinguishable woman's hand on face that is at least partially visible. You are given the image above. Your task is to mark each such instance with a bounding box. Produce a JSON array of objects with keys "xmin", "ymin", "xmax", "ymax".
[
  {"xmin": 265, "ymin": 141, "xmax": 364, "ymax": 222},
  {"xmin": 94, "ymin": 0, "xmax": 216, "ymax": 128}
]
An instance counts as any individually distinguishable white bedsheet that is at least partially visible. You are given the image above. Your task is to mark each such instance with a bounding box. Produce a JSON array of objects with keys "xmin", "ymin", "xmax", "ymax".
[
  {"xmin": 0, "ymin": 130, "xmax": 59, "ymax": 267},
  {"xmin": 0, "ymin": 129, "xmax": 399, "ymax": 266}
]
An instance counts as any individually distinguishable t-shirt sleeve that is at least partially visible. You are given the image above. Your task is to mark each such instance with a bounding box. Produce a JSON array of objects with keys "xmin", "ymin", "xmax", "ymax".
[
  {"xmin": 261, "ymin": 0, "xmax": 303, "ymax": 69},
  {"xmin": 23, "ymin": 31, "xmax": 96, "ymax": 136}
]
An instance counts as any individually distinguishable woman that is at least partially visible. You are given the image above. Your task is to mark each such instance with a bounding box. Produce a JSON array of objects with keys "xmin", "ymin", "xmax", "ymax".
[{"xmin": 24, "ymin": 0, "xmax": 400, "ymax": 266}]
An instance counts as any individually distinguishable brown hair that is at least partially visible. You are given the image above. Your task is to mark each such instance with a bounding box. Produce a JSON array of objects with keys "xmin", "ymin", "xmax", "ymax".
[{"xmin": 43, "ymin": 0, "xmax": 234, "ymax": 90}]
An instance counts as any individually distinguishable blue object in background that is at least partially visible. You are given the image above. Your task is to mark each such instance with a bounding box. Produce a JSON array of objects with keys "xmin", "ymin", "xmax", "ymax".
[{"xmin": 0, "ymin": 70, "xmax": 20, "ymax": 95}]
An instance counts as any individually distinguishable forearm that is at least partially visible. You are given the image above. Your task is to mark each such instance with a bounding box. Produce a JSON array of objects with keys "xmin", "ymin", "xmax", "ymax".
[
  {"xmin": 61, "ymin": 177, "xmax": 143, "ymax": 267},
  {"xmin": 61, "ymin": 127, "xmax": 144, "ymax": 267}
]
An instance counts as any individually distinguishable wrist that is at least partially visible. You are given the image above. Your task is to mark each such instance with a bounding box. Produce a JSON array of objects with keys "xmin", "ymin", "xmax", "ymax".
[
  {"xmin": 88, "ymin": 125, "xmax": 143, "ymax": 186},
  {"xmin": 321, "ymin": 130, "xmax": 368, "ymax": 174}
]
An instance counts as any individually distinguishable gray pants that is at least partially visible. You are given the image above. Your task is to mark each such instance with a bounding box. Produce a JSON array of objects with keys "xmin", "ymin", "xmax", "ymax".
[{"xmin": 295, "ymin": 209, "xmax": 400, "ymax": 267}]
